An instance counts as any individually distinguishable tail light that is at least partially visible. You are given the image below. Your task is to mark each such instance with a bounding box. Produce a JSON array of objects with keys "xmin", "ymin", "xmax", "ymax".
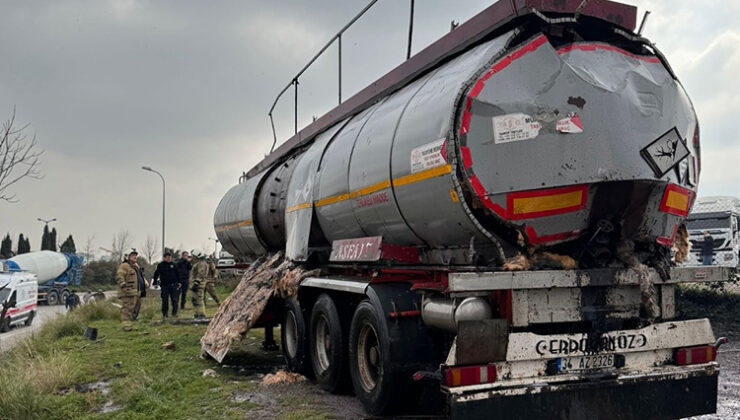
[
  {"xmin": 675, "ymin": 345, "xmax": 717, "ymax": 365},
  {"xmin": 659, "ymin": 184, "xmax": 692, "ymax": 217},
  {"xmin": 444, "ymin": 365, "xmax": 497, "ymax": 387}
]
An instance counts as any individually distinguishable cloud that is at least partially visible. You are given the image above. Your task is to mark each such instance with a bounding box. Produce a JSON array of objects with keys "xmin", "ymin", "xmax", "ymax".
[{"xmin": 0, "ymin": 0, "xmax": 737, "ymax": 258}]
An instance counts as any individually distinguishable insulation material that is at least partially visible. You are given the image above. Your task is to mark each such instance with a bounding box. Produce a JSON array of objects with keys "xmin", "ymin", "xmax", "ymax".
[
  {"xmin": 502, "ymin": 251, "xmax": 576, "ymax": 271},
  {"xmin": 200, "ymin": 252, "xmax": 319, "ymax": 363},
  {"xmin": 503, "ymin": 254, "xmax": 530, "ymax": 271},
  {"xmin": 261, "ymin": 370, "xmax": 307, "ymax": 386},
  {"xmin": 673, "ymin": 224, "xmax": 690, "ymax": 263},
  {"xmin": 533, "ymin": 252, "xmax": 577, "ymax": 270},
  {"xmin": 616, "ymin": 240, "xmax": 659, "ymax": 324}
]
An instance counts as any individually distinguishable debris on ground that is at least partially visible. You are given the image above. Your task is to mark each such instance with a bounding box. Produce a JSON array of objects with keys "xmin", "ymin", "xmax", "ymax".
[
  {"xmin": 83, "ymin": 327, "xmax": 98, "ymax": 340},
  {"xmin": 171, "ymin": 318, "xmax": 212, "ymax": 325},
  {"xmin": 260, "ymin": 370, "xmax": 307, "ymax": 386},
  {"xmin": 162, "ymin": 341, "xmax": 175, "ymax": 351},
  {"xmin": 203, "ymin": 368, "xmax": 218, "ymax": 378},
  {"xmin": 200, "ymin": 252, "xmax": 319, "ymax": 363}
]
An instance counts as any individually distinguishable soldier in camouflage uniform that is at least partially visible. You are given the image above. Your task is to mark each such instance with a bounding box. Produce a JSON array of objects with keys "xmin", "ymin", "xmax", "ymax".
[
  {"xmin": 116, "ymin": 249, "xmax": 146, "ymax": 331},
  {"xmin": 205, "ymin": 257, "xmax": 221, "ymax": 307},
  {"xmin": 190, "ymin": 253, "xmax": 209, "ymax": 319}
]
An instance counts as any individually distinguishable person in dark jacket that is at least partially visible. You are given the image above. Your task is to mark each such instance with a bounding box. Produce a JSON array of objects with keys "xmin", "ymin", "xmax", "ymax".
[
  {"xmin": 701, "ymin": 231, "xmax": 714, "ymax": 266},
  {"xmin": 176, "ymin": 251, "xmax": 192, "ymax": 309},
  {"xmin": 153, "ymin": 252, "xmax": 181, "ymax": 318}
]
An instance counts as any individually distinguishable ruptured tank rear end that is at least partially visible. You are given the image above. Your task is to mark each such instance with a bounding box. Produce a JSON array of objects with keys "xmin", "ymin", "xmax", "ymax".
[{"xmin": 215, "ymin": 8, "xmax": 699, "ymax": 269}]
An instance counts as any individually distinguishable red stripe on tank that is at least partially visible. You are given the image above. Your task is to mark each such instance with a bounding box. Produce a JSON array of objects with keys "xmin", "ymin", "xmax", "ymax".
[
  {"xmin": 459, "ymin": 35, "xmax": 549, "ymax": 136},
  {"xmin": 460, "ymin": 146, "xmax": 473, "ymax": 169},
  {"xmin": 469, "ymin": 174, "xmax": 506, "ymax": 218},
  {"xmin": 525, "ymin": 226, "xmax": 582, "ymax": 245}
]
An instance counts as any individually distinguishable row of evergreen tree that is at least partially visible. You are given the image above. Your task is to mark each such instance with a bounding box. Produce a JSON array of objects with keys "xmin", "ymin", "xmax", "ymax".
[{"xmin": 0, "ymin": 227, "xmax": 76, "ymax": 259}]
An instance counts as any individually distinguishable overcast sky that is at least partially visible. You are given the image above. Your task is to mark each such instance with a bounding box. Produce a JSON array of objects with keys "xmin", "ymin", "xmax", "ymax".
[{"xmin": 0, "ymin": 0, "xmax": 738, "ymax": 259}]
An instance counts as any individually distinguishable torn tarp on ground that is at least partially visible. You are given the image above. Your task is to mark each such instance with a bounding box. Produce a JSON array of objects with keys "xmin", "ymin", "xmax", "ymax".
[{"xmin": 200, "ymin": 252, "xmax": 319, "ymax": 363}]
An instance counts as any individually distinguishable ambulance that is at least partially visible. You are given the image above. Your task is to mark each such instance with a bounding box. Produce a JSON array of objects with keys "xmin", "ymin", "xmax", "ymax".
[{"xmin": 0, "ymin": 264, "xmax": 38, "ymax": 332}]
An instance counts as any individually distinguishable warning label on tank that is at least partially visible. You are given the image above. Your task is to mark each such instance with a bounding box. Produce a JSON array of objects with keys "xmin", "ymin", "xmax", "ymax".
[
  {"xmin": 492, "ymin": 113, "xmax": 542, "ymax": 144},
  {"xmin": 556, "ymin": 113, "xmax": 584, "ymax": 134},
  {"xmin": 410, "ymin": 138, "xmax": 446, "ymax": 174}
]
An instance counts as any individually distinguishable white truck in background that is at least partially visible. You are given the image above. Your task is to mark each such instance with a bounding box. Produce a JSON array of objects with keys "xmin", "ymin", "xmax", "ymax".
[
  {"xmin": 0, "ymin": 265, "xmax": 38, "ymax": 332},
  {"xmin": 685, "ymin": 196, "xmax": 740, "ymax": 267}
]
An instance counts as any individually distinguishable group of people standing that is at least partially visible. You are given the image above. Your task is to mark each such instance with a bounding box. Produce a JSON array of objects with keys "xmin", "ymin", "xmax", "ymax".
[{"xmin": 115, "ymin": 249, "xmax": 222, "ymax": 331}]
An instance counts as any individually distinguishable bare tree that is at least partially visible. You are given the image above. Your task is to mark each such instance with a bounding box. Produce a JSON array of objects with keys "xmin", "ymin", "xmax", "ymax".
[
  {"xmin": 0, "ymin": 109, "xmax": 44, "ymax": 202},
  {"xmin": 141, "ymin": 234, "xmax": 159, "ymax": 264},
  {"xmin": 111, "ymin": 230, "xmax": 133, "ymax": 261},
  {"xmin": 82, "ymin": 235, "xmax": 96, "ymax": 264}
]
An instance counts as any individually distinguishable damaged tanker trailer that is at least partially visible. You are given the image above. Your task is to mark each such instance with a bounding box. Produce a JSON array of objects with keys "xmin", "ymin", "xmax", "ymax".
[{"xmin": 206, "ymin": 1, "xmax": 729, "ymax": 418}]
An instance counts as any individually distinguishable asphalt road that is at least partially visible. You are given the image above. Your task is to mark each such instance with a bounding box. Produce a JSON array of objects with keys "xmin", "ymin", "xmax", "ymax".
[
  {"xmin": 0, "ymin": 303, "xmax": 67, "ymax": 352},
  {"xmin": 0, "ymin": 291, "xmax": 116, "ymax": 352}
]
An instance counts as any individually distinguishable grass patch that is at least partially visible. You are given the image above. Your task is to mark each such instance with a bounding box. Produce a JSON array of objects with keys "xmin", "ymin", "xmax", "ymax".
[
  {"xmin": 0, "ymin": 283, "xmax": 350, "ymax": 420},
  {"xmin": 281, "ymin": 409, "xmax": 335, "ymax": 420},
  {"xmin": 0, "ymin": 288, "xmax": 269, "ymax": 420}
]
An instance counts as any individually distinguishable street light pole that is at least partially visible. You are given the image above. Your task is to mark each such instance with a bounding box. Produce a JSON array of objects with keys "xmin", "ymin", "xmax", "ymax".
[
  {"xmin": 37, "ymin": 217, "xmax": 57, "ymax": 226},
  {"xmin": 37, "ymin": 218, "xmax": 57, "ymax": 250},
  {"xmin": 141, "ymin": 166, "xmax": 166, "ymax": 257}
]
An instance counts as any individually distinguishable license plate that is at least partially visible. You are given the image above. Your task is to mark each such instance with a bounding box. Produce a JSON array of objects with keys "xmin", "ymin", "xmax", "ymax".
[{"xmin": 559, "ymin": 354, "xmax": 616, "ymax": 372}]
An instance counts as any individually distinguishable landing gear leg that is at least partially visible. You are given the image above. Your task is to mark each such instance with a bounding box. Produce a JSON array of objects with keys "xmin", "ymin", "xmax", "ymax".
[{"xmin": 262, "ymin": 325, "xmax": 279, "ymax": 351}]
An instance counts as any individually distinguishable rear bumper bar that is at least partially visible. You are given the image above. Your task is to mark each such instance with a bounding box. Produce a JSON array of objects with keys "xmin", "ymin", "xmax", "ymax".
[{"xmin": 449, "ymin": 366, "xmax": 718, "ymax": 420}]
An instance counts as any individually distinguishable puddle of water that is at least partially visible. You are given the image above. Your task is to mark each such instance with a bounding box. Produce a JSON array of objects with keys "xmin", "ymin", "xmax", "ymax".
[{"xmin": 74, "ymin": 379, "xmax": 122, "ymax": 414}]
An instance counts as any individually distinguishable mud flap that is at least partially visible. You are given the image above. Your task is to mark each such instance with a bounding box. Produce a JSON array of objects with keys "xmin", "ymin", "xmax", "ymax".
[{"xmin": 449, "ymin": 369, "xmax": 718, "ymax": 420}]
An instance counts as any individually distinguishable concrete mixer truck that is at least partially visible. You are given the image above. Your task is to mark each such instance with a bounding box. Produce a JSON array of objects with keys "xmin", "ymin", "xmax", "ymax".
[
  {"xmin": 212, "ymin": 1, "xmax": 730, "ymax": 418},
  {"xmin": 7, "ymin": 251, "xmax": 83, "ymax": 306}
]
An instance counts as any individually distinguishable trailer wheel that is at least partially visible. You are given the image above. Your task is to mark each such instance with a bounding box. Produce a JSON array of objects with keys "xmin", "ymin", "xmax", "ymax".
[
  {"xmin": 1, "ymin": 317, "xmax": 10, "ymax": 332},
  {"xmin": 47, "ymin": 290, "xmax": 59, "ymax": 306},
  {"xmin": 349, "ymin": 300, "xmax": 400, "ymax": 414},
  {"xmin": 25, "ymin": 311, "xmax": 35, "ymax": 327},
  {"xmin": 282, "ymin": 297, "xmax": 311, "ymax": 375},
  {"xmin": 309, "ymin": 293, "xmax": 349, "ymax": 393}
]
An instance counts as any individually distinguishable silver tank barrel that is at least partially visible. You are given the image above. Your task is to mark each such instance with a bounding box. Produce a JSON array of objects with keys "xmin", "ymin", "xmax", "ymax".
[{"xmin": 215, "ymin": 22, "xmax": 699, "ymax": 262}]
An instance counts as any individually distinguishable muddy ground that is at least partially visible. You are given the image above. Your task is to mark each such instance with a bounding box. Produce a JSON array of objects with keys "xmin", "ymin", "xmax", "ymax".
[
  {"xmin": 223, "ymin": 333, "xmax": 367, "ymax": 420},
  {"xmin": 680, "ymin": 289, "xmax": 740, "ymax": 420},
  {"xmin": 226, "ymin": 289, "xmax": 740, "ymax": 419}
]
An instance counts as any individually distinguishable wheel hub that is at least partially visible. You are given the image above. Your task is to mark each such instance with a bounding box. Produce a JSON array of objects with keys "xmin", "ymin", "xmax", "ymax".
[
  {"xmin": 314, "ymin": 315, "xmax": 332, "ymax": 374},
  {"xmin": 356, "ymin": 322, "xmax": 381, "ymax": 392},
  {"xmin": 284, "ymin": 311, "xmax": 298, "ymax": 358}
]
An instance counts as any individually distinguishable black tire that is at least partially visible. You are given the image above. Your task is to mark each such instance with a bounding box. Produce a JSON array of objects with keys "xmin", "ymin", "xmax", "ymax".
[
  {"xmin": 309, "ymin": 293, "xmax": 350, "ymax": 393},
  {"xmin": 281, "ymin": 297, "xmax": 311, "ymax": 375},
  {"xmin": 61, "ymin": 290, "xmax": 70, "ymax": 306},
  {"xmin": 25, "ymin": 311, "xmax": 35, "ymax": 327},
  {"xmin": 1, "ymin": 317, "xmax": 10, "ymax": 332},
  {"xmin": 47, "ymin": 290, "xmax": 59, "ymax": 306},
  {"xmin": 349, "ymin": 300, "xmax": 402, "ymax": 415}
]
